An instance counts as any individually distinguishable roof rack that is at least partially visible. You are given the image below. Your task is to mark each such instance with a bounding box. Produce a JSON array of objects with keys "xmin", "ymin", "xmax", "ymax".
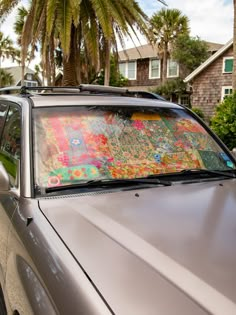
[{"xmin": 0, "ymin": 84, "xmax": 129, "ymax": 96}]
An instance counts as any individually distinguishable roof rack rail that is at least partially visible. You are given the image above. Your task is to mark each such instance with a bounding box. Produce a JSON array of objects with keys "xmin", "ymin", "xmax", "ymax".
[
  {"xmin": 79, "ymin": 84, "xmax": 128, "ymax": 94},
  {"xmin": 0, "ymin": 86, "xmax": 23, "ymax": 94},
  {"xmin": 0, "ymin": 84, "xmax": 129, "ymax": 96}
]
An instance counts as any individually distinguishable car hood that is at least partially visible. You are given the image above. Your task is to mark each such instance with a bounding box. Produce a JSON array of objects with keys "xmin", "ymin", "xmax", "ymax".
[{"xmin": 39, "ymin": 179, "xmax": 236, "ymax": 315}]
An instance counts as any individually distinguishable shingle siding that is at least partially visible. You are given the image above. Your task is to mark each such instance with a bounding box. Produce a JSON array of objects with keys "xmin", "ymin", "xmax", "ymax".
[
  {"xmin": 190, "ymin": 46, "xmax": 233, "ymax": 121},
  {"xmin": 126, "ymin": 58, "xmax": 160, "ymax": 88}
]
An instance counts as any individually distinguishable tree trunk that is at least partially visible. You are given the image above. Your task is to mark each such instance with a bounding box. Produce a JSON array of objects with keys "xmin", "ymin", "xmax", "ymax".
[
  {"xmin": 162, "ymin": 42, "xmax": 168, "ymax": 84},
  {"xmin": 233, "ymin": 0, "xmax": 236, "ymax": 90},
  {"xmin": 76, "ymin": 24, "xmax": 82, "ymax": 85},
  {"xmin": 104, "ymin": 39, "xmax": 111, "ymax": 86},
  {"xmin": 63, "ymin": 25, "xmax": 77, "ymax": 86},
  {"xmin": 46, "ymin": 47, "xmax": 52, "ymax": 86},
  {"xmin": 21, "ymin": 63, "xmax": 25, "ymax": 86},
  {"xmin": 50, "ymin": 37, "xmax": 55, "ymax": 86},
  {"xmin": 0, "ymin": 56, "xmax": 2, "ymax": 87}
]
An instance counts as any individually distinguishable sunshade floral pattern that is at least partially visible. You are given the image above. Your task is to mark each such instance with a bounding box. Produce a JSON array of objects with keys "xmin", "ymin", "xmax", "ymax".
[{"xmin": 33, "ymin": 108, "xmax": 229, "ymax": 188}]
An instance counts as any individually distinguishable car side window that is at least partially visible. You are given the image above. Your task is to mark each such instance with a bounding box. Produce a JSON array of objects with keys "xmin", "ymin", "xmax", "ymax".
[
  {"xmin": 0, "ymin": 103, "xmax": 8, "ymax": 137},
  {"xmin": 0, "ymin": 105, "xmax": 21, "ymax": 187}
]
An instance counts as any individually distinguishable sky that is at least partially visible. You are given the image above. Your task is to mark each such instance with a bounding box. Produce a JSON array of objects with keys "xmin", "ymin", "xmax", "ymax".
[{"xmin": 0, "ymin": 0, "xmax": 234, "ymax": 68}]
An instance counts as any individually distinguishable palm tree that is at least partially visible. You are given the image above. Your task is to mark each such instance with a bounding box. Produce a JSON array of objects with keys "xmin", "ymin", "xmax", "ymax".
[
  {"xmin": 150, "ymin": 8, "xmax": 189, "ymax": 84},
  {"xmin": 14, "ymin": 5, "xmax": 32, "ymax": 85},
  {"xmin": 1, "ymin": 0, "xmax": 160, "ymax": 86},
  {"xmin": 0, "ymin": 31, "xmax": 19, "ymax": 86}
]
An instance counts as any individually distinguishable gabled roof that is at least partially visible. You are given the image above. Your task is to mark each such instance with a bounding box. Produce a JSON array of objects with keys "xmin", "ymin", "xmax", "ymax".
[
  {"xmin": 118, "ymin": 44, "xmax": 159, "ymax": 61},
  {"xmin": 118, "ymin": 41, "xmax": 223, "ymax": 62},
  {"xmin": 184, "ymin": 39, "xmax": 233, "ymax": 83},
  {"xmin": 3, "ymin": 66, "xmax": 35, "ymax": 85},
  {"xmin": 204, "ymin": 41, "xmax": 223, "ymax": 53}
]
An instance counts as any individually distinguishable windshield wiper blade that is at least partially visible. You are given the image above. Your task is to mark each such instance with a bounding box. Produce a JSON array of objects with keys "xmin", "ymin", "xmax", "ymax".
[
  {"xmin": 45, "ymin": 177, "xmax": 172, "ymax": 193},
  {"xmin": 180, "ymin": 168, "xmax": 236, "ymax": 179}
]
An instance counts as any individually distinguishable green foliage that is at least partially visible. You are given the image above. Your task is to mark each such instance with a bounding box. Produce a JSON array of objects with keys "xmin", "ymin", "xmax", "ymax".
[
  {"xmin": 96, "ymin": 56, "xmax": 128, "ymax": 87},
  {"xmin": 150, "ymin": 8, "xmax": 190, "ymax": 45},
  {"xmin": 210, "ymin": 93, "xmax": 236, "ymax": 150},
  {"xmin": 152, "ymin": 78, "xmax": 187, "ymax": 98},
  {"xmin": 0, "ymin": 153, "xmax": 16, "ymax": 178},
  {"xmin": 172, "ymin": 34, "xmax": 209, "ymax": 75},
  {"xmin": 0, "ymin": 69, "xmax": 14, "ymax": 87},
  {"xmin": 150, "ymin": 8, "xmax": 189, "ymax": 83},
  {"xmin": 191, "ymin": 107, "xmax": 205, "ymax": 120}
]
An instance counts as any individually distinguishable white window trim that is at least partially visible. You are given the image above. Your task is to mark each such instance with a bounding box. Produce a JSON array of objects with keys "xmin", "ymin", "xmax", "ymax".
[
  {"xmin": 222, "ymin": 56, "xmax": 233, "ymax": 73},
  {"xmin": 167, "ymin": 59, "xmax": 179, "ymax": 78},
  {"xmin": 24, "ymin": 80, "xmax": 38, "ymax": 86},
  {"xmin": 221, "ymin": 85, "xmax": 233, "ymax": 100},
  {"xmin": 119, "ymin": 61, "xmax": 137, "ymax": 80},
  {"xmin": 149, "ymin": 58, "xmax": 160, "ymax": 79},
  {"xmin": 26, "ymin": 73, "xmax": 33, "ymax": 80}
]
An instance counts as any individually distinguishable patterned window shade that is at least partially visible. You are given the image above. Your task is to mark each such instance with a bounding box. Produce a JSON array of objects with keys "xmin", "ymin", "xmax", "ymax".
[{"xmin": 224, "ymin": 58, "xmax": 233, "ymax": 73}]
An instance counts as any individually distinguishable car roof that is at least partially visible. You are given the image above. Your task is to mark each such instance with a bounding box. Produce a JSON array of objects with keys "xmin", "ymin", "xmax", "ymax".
[{"xmin": 0, "ymin": 85, "xmax": 181, "ymax": 109}]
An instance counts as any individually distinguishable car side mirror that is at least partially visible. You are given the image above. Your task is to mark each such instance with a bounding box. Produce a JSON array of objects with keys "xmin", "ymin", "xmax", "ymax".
[{"xmin": 0, "ymin": 162, "xmax": 10, "ymax": 191}]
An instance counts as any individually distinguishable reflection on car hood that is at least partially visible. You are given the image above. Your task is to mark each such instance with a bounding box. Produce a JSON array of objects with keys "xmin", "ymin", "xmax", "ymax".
[{"xmin": 39, "ymin": 179, "xmax": 236, "ymax": 315}]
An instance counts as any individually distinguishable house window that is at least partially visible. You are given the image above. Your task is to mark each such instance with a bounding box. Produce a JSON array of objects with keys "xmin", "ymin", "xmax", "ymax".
[
  {"xmin": 223, "ymin": 57, "xmax": 233, "ymax": 73},
  {"xmin": 118, "ymin": 61, "xmax": 136, "ymax": 80},
  {"xmin": 26, "ymin": 73, "xmax": 33, "ymax": 81},
  {"xmin": 221, "ymin": 86, "xmax": 233, "ymax": 100},
  {"xmin": 167, "ymin": 60, "xmax": 179, "ymax": 78},
  {"xmin": 179, "ymin": 95, "xmax": 190, "ymax": 106},
  {"xmin": 149, "ymin": 59, "xmax": 160, "ymax": 79},
  {"xmin": 119, "ymin": 63, "xmax": 126, "ymax": 78},
  {"xmin": 24, "ymin": 80, "xmax": 38, "ymax": 87}
]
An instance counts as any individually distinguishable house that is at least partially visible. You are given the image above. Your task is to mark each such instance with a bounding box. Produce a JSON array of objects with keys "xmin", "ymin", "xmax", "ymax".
[
  {"xmin": 118, "ymin": 43, "xmax": 180, "ymax": 88},
  {"xmin": 3, "ymin": 66, "xmax": 41, "ymax": 87},
  {"xmin": 184, "ymin": 39, "xmax": 233, "ymax": 121},
  {"xmin": 118, "ymin": 41, "xmax": 223, "ymax": 106}
]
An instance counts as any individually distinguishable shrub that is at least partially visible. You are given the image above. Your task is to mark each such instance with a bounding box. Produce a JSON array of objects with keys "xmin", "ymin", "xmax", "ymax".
[
  {"xmin": 191, "ymin": 107, "xmax": 205, "ymax": 120},
  {"xmin": 210, "ymin": 93, "xmax": 236, "ymax": 150}
]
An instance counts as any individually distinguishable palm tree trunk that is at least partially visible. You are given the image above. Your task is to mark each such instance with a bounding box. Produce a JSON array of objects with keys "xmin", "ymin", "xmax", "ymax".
[
  {"xmin": 233, "ymin": 0, "xmax": 236, "ymax": 90},
  {"xmin": 0, "ymin": 55, "xmax": 2, "ymax": 87},
  {"xmin": 21, "ymin": 62, "xmax": 25, "ymax": 86},
  {"xmin": 63, "ymin": 25, "xmax": 77, "ymax": 86},
  {"xmin": 162, "ymin": 42, "xmax": 168, "ymax": 84},
  {"xmin": 50, "ymin": 37, "xmax": 55, "ymax": 85},
  {"xmin": 76, "ymin": 24, "xmax": 82, "ymax": 85},
  {"xmin": 104, "ymin": 39, "xmax": 111, "ymax": 86}
]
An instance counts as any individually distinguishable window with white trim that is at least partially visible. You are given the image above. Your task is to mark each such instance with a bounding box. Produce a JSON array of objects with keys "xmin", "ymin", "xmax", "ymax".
[
  {"xmin": 221, "ymin": 86, "xmax": 233, "ymax": 100},
  {"xmin": 26, "ymin": 73, "xmax": 33, "ymax": 81},
  {"xmin": 119, "ymin": 63, "xmax": 126, "ymax": 78},
  {"xmin": 167, "ymin": 59, "xmax": 179, "ymax": 78},
  {"xmin": 179, "ymin": 95, "xmax": 190, "ymax": 106},
  {"xmin": 118, "ymin": 61, "xmax": 136, "ymax": 80},
  {"xmin": 24, "ymin": 80, "xmax": 38, "ymax": 87},
  {"xmin": 149, "ymin": 58, "xmax": 160, "ymax": 79},
  {"xmin": 223, "ymin": 57, "xmax": 233, "ymax": 73}
]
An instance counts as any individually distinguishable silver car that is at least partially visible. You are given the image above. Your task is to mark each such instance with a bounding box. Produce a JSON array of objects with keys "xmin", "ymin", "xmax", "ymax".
[{"xmin": 0, "ymin": 85, "xmax": 236, "ymax": 315}]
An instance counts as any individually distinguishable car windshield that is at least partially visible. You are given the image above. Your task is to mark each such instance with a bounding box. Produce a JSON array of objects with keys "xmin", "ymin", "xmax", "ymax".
[{"xmin": 33, "ymin": 106, "xmax": 235, "ymax": 191}]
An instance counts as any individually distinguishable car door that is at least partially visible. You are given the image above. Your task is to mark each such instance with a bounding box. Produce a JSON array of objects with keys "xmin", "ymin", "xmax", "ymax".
[{"xmin": 0, "ymin": 102, "xmax": 21, "ymax": 290}]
